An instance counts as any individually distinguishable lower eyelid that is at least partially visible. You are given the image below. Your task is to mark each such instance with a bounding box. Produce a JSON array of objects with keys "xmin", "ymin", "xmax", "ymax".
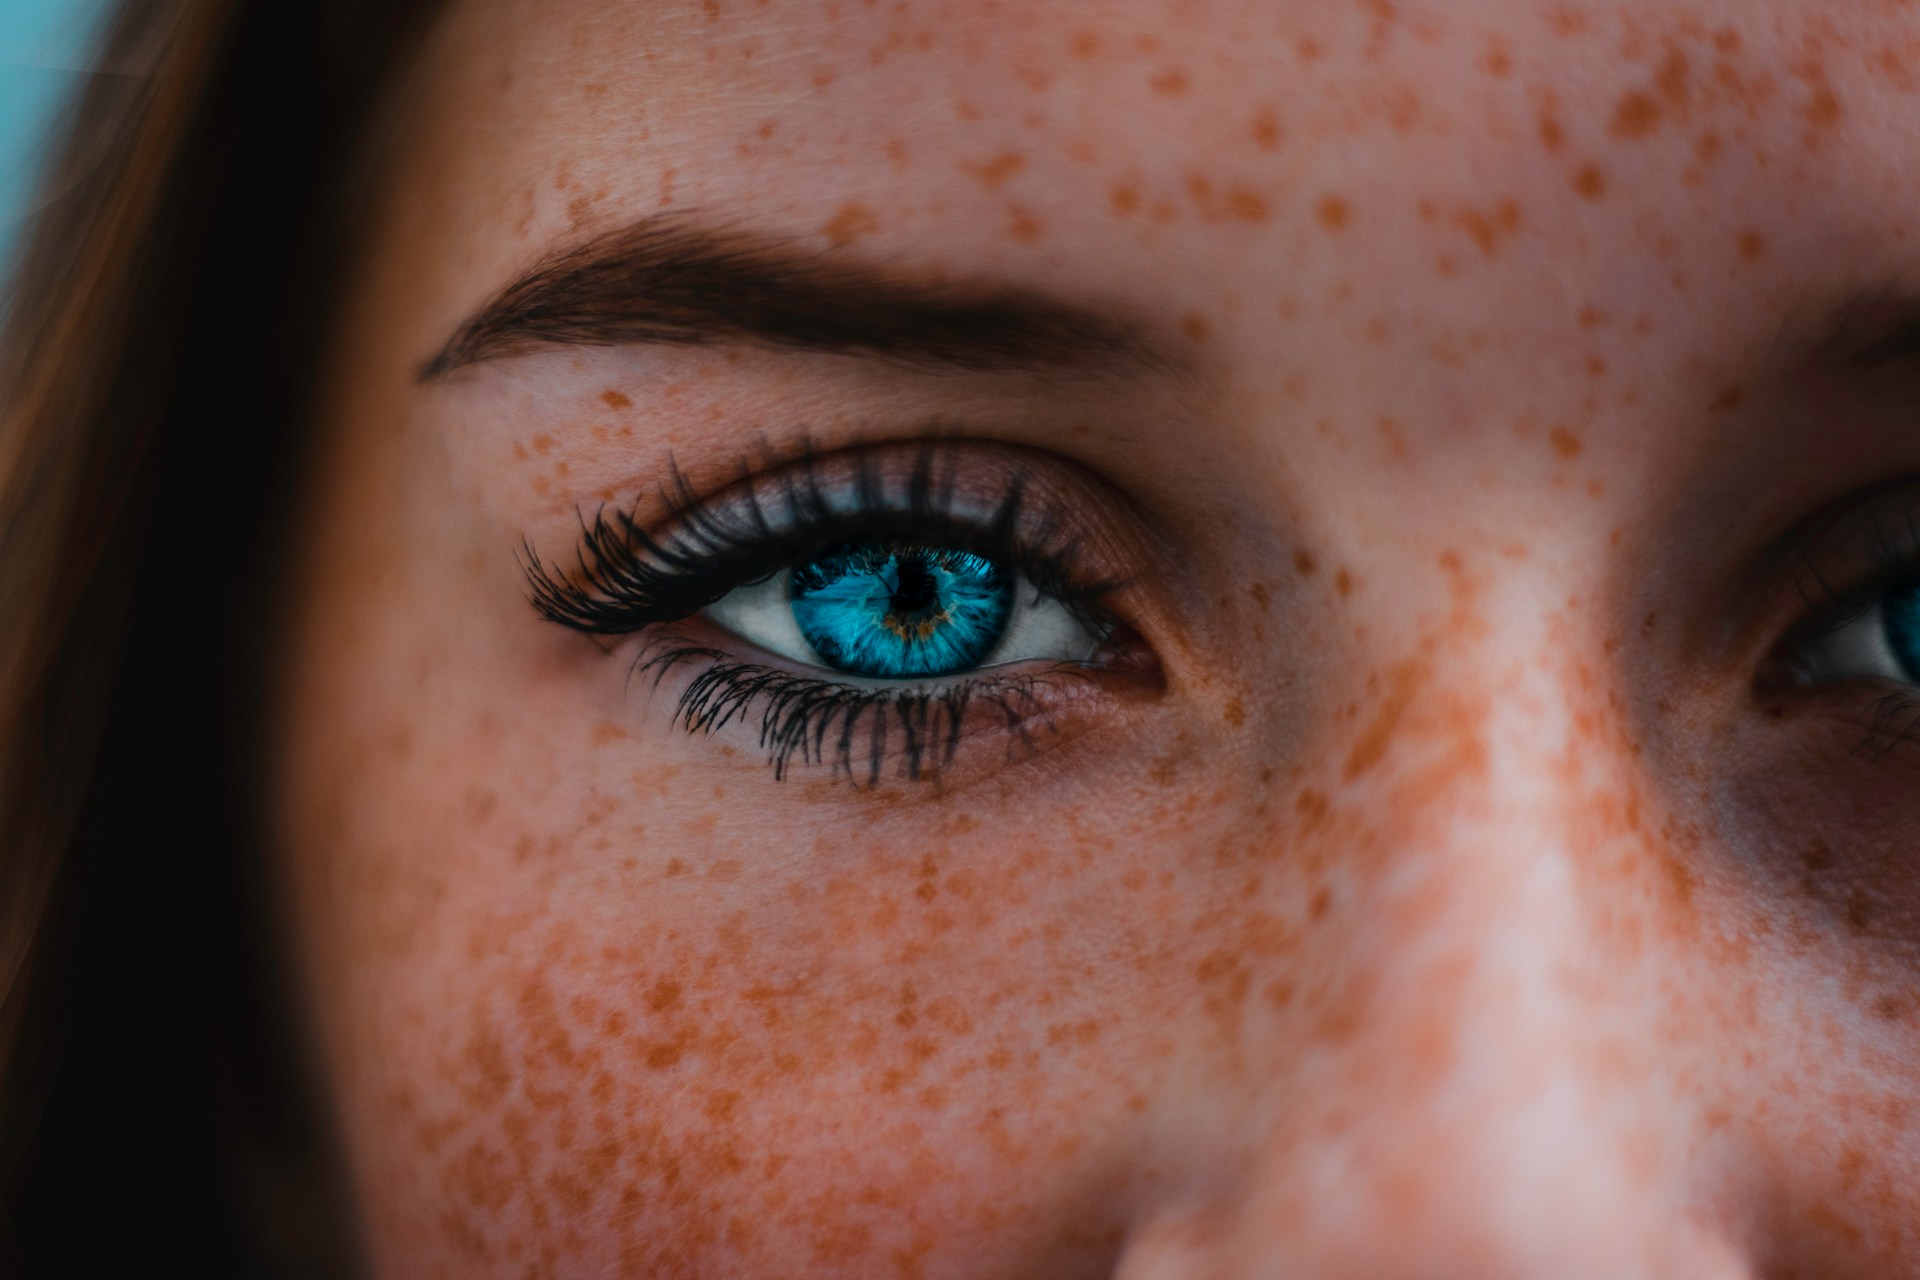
[{"xmin": 633, "ymin": 635, "xmax": 1129, "ymax": 786}]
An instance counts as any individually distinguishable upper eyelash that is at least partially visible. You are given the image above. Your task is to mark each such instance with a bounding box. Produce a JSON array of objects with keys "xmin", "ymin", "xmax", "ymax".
[
  {"xmin": 520, "ymin": 441, "xmax": 1116, "ymax": 637},
  {"xmin": 1776, "ymin": 490, "xmax": 1920, "ymax": 637}
]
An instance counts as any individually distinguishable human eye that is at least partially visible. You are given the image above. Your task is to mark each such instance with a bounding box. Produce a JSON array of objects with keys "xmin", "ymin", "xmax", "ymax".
[
  {"xmin": 1786, "ymin": 583, "xmax": 1920, "ymax": 688},
  {"xmin": 1764, "ymin": 483, "xmax": 1920, "ymax": 750},
  {"xmin": 520, "ymin": 440, "xmax": 1160, "ymax": 783}
]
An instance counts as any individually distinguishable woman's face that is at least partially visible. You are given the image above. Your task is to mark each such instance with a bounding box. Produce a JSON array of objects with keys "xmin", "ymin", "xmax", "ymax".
[{"xmin": 277, "ymin": 0, "xmax": 1920, "ymax": 1274}]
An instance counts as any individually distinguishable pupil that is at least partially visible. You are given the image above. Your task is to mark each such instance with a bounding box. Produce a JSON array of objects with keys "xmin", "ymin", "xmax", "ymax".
[{"xmin": 889, "ymin": 558, "xmax": 939, "ymax": 617}]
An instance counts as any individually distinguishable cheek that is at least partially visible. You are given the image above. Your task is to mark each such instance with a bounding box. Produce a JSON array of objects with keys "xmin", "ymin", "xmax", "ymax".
[{"xmin": 312, "ymin": 766, "xmax": 1224, "ymax": 1276}]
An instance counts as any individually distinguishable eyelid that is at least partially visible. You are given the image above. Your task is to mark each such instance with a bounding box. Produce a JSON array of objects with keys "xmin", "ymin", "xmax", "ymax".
[{"xmin": 522, "ymin": 439, "xmax": 1136, "ymax": 638}]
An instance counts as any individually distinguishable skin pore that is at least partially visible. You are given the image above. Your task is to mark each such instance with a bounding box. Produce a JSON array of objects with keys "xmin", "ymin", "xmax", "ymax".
[{"xmin": 274, "ymin": 0, "xmax": 1920, "ymax": 1275}]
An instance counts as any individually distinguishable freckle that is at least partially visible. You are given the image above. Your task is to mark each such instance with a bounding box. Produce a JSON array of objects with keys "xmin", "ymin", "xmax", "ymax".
[
  {"xmin": 1610, "ymin": 90, "xmax": 1662, "ymax": 139},
  {"xmin": 1585, "ymin": 356, "xmax": 1606, "ymax": 377},
  {"xmin": 1149, "ymin": 68, "xmax": 1190, "ymax": 95},
  {"xmin": 1456, "ymin": 209, "xmax": 1500, "ymax": 256},
  {"xmin": 601, "ymin": 389, "xmax": 632, "ymax": 410},
  {"xmin": 1068, "ymin": 27, "xmax": 1100, "ymax": 57},
  {"xmin": 1435, "ymin": 254, "xmax": 1458, "ymax": 277},
  {"xmin": 1736, "ymin": 230, "xmax": 1766, "ymax": 263},
  {"xmin": 1224, "ymin": 189, "xmax": 1269, "ymax": 222},
  {"xmin": 665, "ymin": 857, "xmax": 686, "ymax": 876},
  {"xmin": 1713, "ymin": 26, "xmax": 1741, "ymax": 54},
  {"xmin": 1710, "ymin": 385, "xmax": 1745, "ymax": 412},
  {"xmin": 811, "ymin": 70, "xmax": 836, "ymax": 89},
  {"xmin": 884, "ymin": 136, "xmax": 909, "ymax": 170},
  {"xmin": 1179, "ymin": 312, "xmax": 1211, "ymax": 342},
  {"xmin": 1377, "ymin": 416, "xmax": 1408, "ymax": 458},
  {"xmin": 1109, "ymin": 184, "xmax": 1140, "ymax": 216},
  {"xmin": 1336, "ymin": 568, "xmax": 1355, "ymax": 597},
  {"xmin": 1655, "ymin": 46, "xmax": 1691, "ymax": 106},
  {"xmin": 1846, "ymin": 890, "xmax": 1873, "ymax": 936},
  {"xmin": 1249, "ymin": 581, "xmax": 1271, "ymax": 609},
  {"xmin": 1294, "ymin": 549, "xmax": 1318, "ymax": 576},
  {"xmin": 647, "ymin": 977, "xmax": 683, "ymax": 1011},
  {"xmin": 1316, "ymin": 194, "xmax": 1351, "ymax": 231},
  {"xmin": 1804, "ymin": 87, "xmax": 1842, "ymax": 128},
  {"xmin": 1549, "ymin": 427, "xmax": 1584, "ymax": 458},
  {"xmin": 531, "ymin": 434, "xmax": 554, "ymax": 454},
  {"xmin": 953, "ymin": 98, "xmax": 981, "ymax": 122},
  {"xmin": 1548, "ymin": 8, "xmax": 1588, "ymax": 38},
  {"xmin": 756, "ymin": 119, "xmax": 776, "ymax": 139},
  {"xmin": 1482, "ymin": 42, "xmax": 1513, "ymax": 77},
  {"xmin": 1224, "ymin": 698, "xmax": 1246, "ymax": 727},
  {"xmin": 1571, "ymin": 164, "xmax": 1606, "ymax": 200},
  {"xmin": 1005, "ymin": 204, "xmax": 1044, "ymax": 242},
  {"xmin": 1295, "ymin": 36, "xmax": 1322, "ymax": 62},
  {"xmin": 1250, "ymin": 105, "xmax": 1283, "ymax": 150},
  {"xmin": 822, "ymin": 200, "xmax": 881, "ymax": 246},
  {"xmin": 963, "ymin": 151, "xmax": 1026, "ymax": 189},
  {"xmin": 1539, "ymin": 115, "xmax": 1565, "ymax": 151}
]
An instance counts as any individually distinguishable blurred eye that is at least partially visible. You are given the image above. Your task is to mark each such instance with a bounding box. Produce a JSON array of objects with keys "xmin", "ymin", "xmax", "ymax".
[
  {"xmin": 1787, "ymin": 580, "xmax": 1920, "ymax": 686},
  {"xmin": 702, "ymin": 538, "xmax": 1104, "ymax": 680}
]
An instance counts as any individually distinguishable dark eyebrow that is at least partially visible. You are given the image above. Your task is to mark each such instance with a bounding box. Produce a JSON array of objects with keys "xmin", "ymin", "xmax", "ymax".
[{"xmin": 419, "ymin": 216, "xmax": 1159, "ymax": 381}]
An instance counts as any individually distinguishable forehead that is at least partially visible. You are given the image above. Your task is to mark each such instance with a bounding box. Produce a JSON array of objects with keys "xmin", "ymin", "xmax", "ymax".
[{"xmin": 378, "ymin": 0, "xmax": 1920, "ymax": 463}]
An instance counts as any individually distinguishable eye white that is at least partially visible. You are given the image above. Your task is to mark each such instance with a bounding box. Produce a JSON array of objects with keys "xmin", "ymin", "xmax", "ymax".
[
  {"xmin": 1793, "ymin": 596, "xmax": 1913, "ymax": 684},
  {"xmin": 701, "ymin": 568, "xmax": 1104, "ymax": 674}
]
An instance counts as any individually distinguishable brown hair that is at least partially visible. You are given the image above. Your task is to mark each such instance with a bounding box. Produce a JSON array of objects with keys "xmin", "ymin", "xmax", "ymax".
[{"xmin": 0, "ymin": 1, "xmax": 438, "ymax": 1269}]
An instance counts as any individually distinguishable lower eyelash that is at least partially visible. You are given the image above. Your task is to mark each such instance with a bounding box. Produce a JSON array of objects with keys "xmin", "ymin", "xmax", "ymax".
[
  {"xmin": 1860, "ymin": 687, "xmax": 1920, "ymax": 760},
  {"xmin": 638, "ymin": 641, "xmax": 1091, "ymax": 784}
]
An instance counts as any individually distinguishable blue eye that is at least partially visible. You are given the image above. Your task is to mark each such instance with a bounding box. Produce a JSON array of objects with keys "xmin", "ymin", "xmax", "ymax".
[
  {"xmin": 789, "ymin": 543, "xmax": 1011, "ymax": 678},
  {"xmin": 702, "ymin": 538, "xmax": 1103, "ymax": 679},
  {"xmin": 1885, "ymin": 584, "xmax": 1920, "ymax": 680}
]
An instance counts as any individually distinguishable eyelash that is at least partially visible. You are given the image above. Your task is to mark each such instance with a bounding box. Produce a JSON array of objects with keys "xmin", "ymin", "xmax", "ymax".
[{"xmin": 521, "ymin": 443, "xmax": 1119, "ymax": 781}]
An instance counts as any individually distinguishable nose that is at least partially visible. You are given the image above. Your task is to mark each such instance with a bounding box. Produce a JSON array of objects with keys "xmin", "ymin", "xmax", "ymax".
[{"xmin": 1114, "ymin": 625, "xmax": 1757, "ymax": 1279}]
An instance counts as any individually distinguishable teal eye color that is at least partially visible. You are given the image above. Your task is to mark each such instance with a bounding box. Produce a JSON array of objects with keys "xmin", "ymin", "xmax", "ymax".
[
  {"xmin": 790, "ymin": 541, "xmax": 1013, "ymax": 678},
  {"xmin": 1885, "ymin": 583, "xmax": 1920, "ymax": 680}
]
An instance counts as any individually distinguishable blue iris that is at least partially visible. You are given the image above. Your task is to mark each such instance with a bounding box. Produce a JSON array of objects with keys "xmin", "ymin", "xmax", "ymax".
[
  {"xmin": 1887, "ymin": 583, "xmax": 1920, "ymax": 680},
  {"xmin": 790, "ymin": 541, "xmax": 1013, "ymax": 678}
]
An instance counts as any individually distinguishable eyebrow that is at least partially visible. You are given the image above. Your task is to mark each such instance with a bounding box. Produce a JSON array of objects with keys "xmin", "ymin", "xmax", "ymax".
[{"xmin": 418, "ymin": 216, "xmax": 1159, "ymax": 381}]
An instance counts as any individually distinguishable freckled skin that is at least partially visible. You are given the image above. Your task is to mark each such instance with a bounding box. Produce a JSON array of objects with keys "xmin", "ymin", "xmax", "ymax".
[{"xmin": 276, "ymin": 0, "xmax": 1920, "ymax": 1276}]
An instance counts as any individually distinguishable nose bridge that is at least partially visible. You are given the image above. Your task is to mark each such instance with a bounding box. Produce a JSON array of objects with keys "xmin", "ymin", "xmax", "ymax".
[
  {"xmin": 1149, "ymin": 595, "xmax": 1736, "ymax": 1277},
  {"xmin": 1323, "ymin": 589, "xmax": 1666, "ymax": 1136}
]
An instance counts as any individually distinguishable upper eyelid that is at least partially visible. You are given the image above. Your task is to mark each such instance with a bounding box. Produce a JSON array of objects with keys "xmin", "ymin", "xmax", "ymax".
[
  {"xmin": 1788, "ymin": 493, "xmax": 1920, "ymax": 617},
  {"xmin": 521, "ymin": 444, "xmax": 1118, "ymax": 635}
]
